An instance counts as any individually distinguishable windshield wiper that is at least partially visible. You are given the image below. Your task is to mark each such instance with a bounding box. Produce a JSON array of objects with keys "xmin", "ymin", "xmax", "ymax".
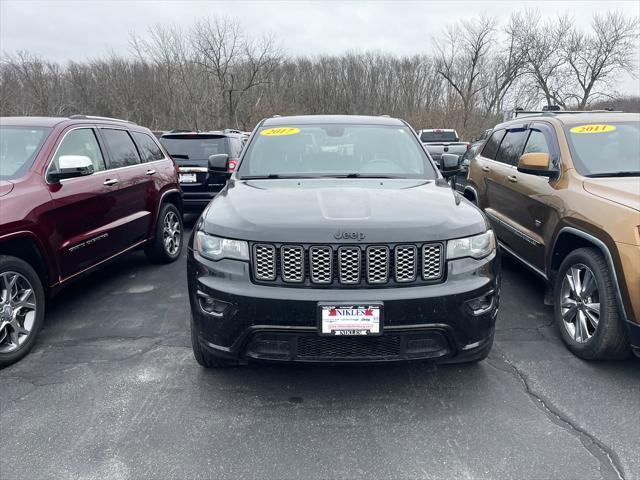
[
  {"xmin": 241, "ymin": 173, "xmax": 408, "ymax": 180},
  {"xmin": 587, "ymin": 171, "xmax": 640, "ymax": 178},
  {"xmin": 241, "ymin": 174, "xmax": 320, "ymax": 179},
  {"xmin": 336, "ymin": 173, "xmax": 401, "ymax": 179}
]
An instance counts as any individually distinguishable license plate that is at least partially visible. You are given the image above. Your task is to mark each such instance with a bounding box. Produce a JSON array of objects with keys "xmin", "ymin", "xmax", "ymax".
[
  {"xmin": 319, "ymin": 304, "xmax": 381, "ymax": 336},
  {"xmin": 179, "ymin": 173, "xmax": 197, "ymax": 183}
]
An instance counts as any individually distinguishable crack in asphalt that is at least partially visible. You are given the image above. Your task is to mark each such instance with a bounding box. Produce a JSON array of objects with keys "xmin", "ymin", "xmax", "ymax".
[{"xmin": 487, "ymin": 352, "xmax": 625, "ymax": 480}]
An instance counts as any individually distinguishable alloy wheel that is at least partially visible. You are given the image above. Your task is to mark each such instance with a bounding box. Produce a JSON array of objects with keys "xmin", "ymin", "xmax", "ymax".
[
  {"xmin": 560, "ymin": 263, "xmax": 600, "ymax": 343},
  {"xmin": 163, "ymin": 210, "xmax": 181, "ymax": 256},
  {"xmin": 0, "ymin": 271, "xmax": 37, "ymax": 353}
]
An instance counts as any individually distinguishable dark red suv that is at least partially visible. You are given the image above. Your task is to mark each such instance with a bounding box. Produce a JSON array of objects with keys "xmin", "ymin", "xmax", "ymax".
[{"xmin": 0, "ymin": 116, "xmax": 184, "ymax": 367}]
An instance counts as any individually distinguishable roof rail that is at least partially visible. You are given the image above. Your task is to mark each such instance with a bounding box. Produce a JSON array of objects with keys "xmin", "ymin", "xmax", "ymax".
[
  {"xmin": 508, "ymin": 109, "xmax": 624, "ymax": 119},
  {"xmin": 69, "ymin": 114, "xmax": 137, "ymax": 125},
  {"xmin": 223, "ymin": 128, "xmax": 242, "ymax": 134}
]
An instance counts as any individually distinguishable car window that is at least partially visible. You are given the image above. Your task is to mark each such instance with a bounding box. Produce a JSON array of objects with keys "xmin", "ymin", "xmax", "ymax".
[
  {"xmin": 480, "ymin": 130, "xmax": 505, "ymax": 160},
  {"xmin": 496, "ymin": 130, "xmax": 528, "ymax": 166},
  {"xmin": 132, "ymin": 132, "xmax": 165, "ymax": 162},
  {"xmin": 239, "ymin": 124, "xmax": 436, "ymax": 179},
  {"xmin": 101, "ymin": 129, "xmax": 141, "ymax": 168},
  {"xmin": 0, "ymin": 127, "xmax": 51, "ymax": 180},
  {"xmin": 50, "ymin": 128, "xmax": 106, "ymax": 176},
  {"xmin": 523, "ymin": 130, "xmax": 550, "ymax": 155},
  {"xmin": 160, "ymin": 135, "xmax": 228, "ymax": 160},
  {"xmin": 564, "ymin": 122, "xmax": 640, "ymax": 176},
  {"xmin": 420, "ymin": 130, "xmax": 458, "ymax": 142}
]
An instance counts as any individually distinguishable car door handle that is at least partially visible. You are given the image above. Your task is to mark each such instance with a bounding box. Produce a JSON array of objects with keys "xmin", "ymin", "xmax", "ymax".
[
  {"xmin": 481, "ymin": 166, "xmax": 491, "ymax": 172},
  {"xmin": 145, "ymin": 169, "xmax": 157, "ymax": 176},
  {"xmin": 103, "ymin": 179, "xmax": 119, "ymax": 186},
  {"xmin": 507, "ymin": 175, "xmax": 518, "ymax": 183}
]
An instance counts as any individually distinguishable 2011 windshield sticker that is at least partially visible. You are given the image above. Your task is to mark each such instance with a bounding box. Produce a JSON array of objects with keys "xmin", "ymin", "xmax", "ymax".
[
  {"xmin": 570, "ymin": 124, "xmax": 616, "ymax": 134},
  {"xmin": 260, "ymin": 127, "xmax": 300, "ymax": 136}
]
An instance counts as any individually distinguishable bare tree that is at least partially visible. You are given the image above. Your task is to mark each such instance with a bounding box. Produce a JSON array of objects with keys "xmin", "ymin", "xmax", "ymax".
[
  {"xmin": 191, "ymin": 17, "xmax": 281, "ymax": 127},
  {"xmin": 563, "ymin": 11, "xmax": 639, "ymax": 109},
  {"xmin": 1, "ymin": 11, "xmax": 638, "ymax": 136},
  {"xmin": 435, "ymin": 17, "xmax": 496, "ymax": 128},
  {"xmin": 516, "ymin": 12, "xmax": 573, "ymax": 107},
  {"xmin": 482, "ymin": 14, "xmax": 527, "ymax": 116}
]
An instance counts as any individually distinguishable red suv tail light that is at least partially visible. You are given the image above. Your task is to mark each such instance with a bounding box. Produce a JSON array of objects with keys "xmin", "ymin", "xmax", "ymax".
[{"xmin": 228, "ymin": 159, "xmax": 238, "ymax": 172}]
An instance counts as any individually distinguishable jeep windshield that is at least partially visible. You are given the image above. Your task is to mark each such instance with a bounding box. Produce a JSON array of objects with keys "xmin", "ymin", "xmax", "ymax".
[
  {"xmin": 0, "ymin": 126, "xmax": 51, "ymax": 180},
  {"xmin": 238, "ymin": 124, "xmax": 437, "ymax": 180},
  {"xmin": 565, "ymin": 122, "xmax": 640, "ymax": 177}
]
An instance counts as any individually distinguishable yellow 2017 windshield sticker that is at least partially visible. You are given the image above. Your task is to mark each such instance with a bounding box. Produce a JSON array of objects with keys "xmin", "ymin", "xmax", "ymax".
[
  {"xmin": 570, "ymin": 124, "xmax": 616, "ymax": 134},
  {"xmin": 260, "ymin": 127, "xmax": 300, "ymax": 136}
]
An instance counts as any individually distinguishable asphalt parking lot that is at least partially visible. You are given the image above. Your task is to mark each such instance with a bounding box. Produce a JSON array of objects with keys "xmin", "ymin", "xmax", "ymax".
[{"xmin": 1, "ymin": 219, "xmax": 638, "ymax": 480}]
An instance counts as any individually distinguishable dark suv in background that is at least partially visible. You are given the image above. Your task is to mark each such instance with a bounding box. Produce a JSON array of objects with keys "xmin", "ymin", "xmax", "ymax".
[
  {"xmin": 0, "ymin": 115, "xmax": 184, "ymax": 367},
  {"xmin": 160, "ymin": 129, "xmax": 248, "ymax": 212}
]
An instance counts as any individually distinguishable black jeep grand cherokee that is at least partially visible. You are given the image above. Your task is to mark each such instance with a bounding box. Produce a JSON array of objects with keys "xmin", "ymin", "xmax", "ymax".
[{"xmin": 187, "ymin": 115, "xmax": 500, "ymax": 367}]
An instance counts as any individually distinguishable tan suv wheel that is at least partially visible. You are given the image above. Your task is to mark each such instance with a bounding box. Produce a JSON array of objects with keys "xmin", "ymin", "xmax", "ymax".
[{"xmin": 554, "ymin": 248, "xmax": 630, "ymax": 360}]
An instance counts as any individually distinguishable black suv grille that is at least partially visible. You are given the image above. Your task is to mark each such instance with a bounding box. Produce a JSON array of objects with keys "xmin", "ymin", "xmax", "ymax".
[
  {"xmin": 251, "ymin": 243, "xmax": 444, "ymax": 287},
  {"xmin": 297, "ymin": 335, "xmax": 402, "ymax": 359}
]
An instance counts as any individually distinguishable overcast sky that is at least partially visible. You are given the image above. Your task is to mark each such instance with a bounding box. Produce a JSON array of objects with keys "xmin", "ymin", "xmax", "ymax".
[{"xmin": 1, "ymin": 0, "xmax": 639, "ymax": 94}]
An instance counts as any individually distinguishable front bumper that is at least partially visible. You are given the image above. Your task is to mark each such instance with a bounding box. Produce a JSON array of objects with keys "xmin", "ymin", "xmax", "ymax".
[{"xmin": 187, "ymin": 248, "xmax": 500, "ymax": 364}]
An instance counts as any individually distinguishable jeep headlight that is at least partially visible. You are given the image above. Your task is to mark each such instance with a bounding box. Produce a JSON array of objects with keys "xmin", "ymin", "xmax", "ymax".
[
  {"xmin": 446, "ymin": 230, "xmax": 495, "ymax": 260},
  {"xmin": 195, "ymin": 231, "xmax": 249, "ymax": 261}
]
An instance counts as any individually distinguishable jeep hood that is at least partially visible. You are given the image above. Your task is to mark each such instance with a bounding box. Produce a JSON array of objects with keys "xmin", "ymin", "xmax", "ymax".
[
  {"xmin": 201, "ymin": 178, "xmax": 488, "ymax": 243},
  {"xmin": 583, "ymin": 177, "xmax": 640, "ymax": 212}
]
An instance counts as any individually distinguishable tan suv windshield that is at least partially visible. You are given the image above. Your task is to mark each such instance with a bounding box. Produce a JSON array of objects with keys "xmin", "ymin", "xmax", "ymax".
[{"xmin": 564, "ymin": 122, "xmax": 640, "ymax": 177}]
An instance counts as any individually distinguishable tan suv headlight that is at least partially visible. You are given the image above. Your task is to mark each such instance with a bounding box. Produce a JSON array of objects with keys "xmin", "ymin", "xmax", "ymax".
[
  {"xmin": 195, "ymin": 231, "xmax": 249, "ymax": 261},
  {"xmin": 446, "ymin": 230, "xmax": 496, "ymax": 260}
]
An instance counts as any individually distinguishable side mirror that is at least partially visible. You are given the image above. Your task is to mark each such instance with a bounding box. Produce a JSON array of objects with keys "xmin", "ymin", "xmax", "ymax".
[
  {"xmin": 439, "ymin": 153, "xmax": 461, "ymax": 177},
  {"xmin": 49, "ymin": 155, "xmax": 94, "ymax": 182},
  {"xmin": 517, "ymin": 153, "xmax": 556, "ymax": 177},
  {"xmin": 208, "ymin": 153, "xmax": 229, "ymax": 172}
]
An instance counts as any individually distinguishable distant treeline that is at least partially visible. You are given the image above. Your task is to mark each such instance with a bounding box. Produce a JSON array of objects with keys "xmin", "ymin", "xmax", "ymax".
[{"xmin": 1, "ymin": 10, "xmax": 638, "ymax": 138}]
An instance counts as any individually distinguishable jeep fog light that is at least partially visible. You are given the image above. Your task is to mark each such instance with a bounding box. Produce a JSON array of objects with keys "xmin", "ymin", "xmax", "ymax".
[
  {"xmin": 197, "ymin": 291, "xmax": 230, "ymax": 317},
  {"xmin": 446, "ymin": 230, "xmax": 495, "ymax": 260},
  {"xmin": 466, "ymin": 292, "xmax": 495, "ymax": 315},
  {"xmin": 195, "ymin": 231, "xmax": 249, "ymax": 261}
]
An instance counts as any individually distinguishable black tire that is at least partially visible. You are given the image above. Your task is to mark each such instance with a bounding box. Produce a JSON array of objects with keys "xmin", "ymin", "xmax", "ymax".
[
  {"xmin": 0, "ymin": 256, "xmax": 46, "ymax": 368},
  {"xmin": 190, "ymin": 315, "xmax": 237, "ymax": 368},
  {"xmin": 554, "ymin": 247, "xmax": 630, "ymax": 360},
  {"xmin": 145, "ymin": 203, "xmax": 183, "ymax": 264}
]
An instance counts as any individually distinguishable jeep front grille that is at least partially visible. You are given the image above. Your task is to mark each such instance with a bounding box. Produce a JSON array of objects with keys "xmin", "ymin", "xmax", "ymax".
[
  {"xmin": 395, "ymin": 245, "xmax": 418, "ymax": 282},
  {"xmin": 309, "ymin": 246, "xmax": 332, "ymax": 284},
  {"xmin": 366, "ymin": 246, "xmax": 389, "ymax": 284},
  {"xmin": 253, "ymin": 244, "xmax": 276, "ymax": 281},
  {"xmin": 338, "ymin": 247, "xmax": 361, "ymax": 284},
  {"xmin": 422, "ymin": 244, "xmax": 443, "ymax": 280},
  {"xmin": 252, "ymin": 242, "xmax": 444, "ymax": 287},
  {"xmin": 281, "ymin": 245, "xmax": 304, "ymax": 283}
]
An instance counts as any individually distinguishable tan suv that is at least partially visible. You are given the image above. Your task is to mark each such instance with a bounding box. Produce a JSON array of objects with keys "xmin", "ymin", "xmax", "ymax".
[{"xmin": 465, "ymin": 112, "xmax": 639, "ymax": 360}]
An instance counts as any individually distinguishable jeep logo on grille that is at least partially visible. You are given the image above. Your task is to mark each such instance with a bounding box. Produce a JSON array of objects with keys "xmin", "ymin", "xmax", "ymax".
[{"xmin": 334, "ymin": 230, "xmax": 366, "ymax": 241}]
